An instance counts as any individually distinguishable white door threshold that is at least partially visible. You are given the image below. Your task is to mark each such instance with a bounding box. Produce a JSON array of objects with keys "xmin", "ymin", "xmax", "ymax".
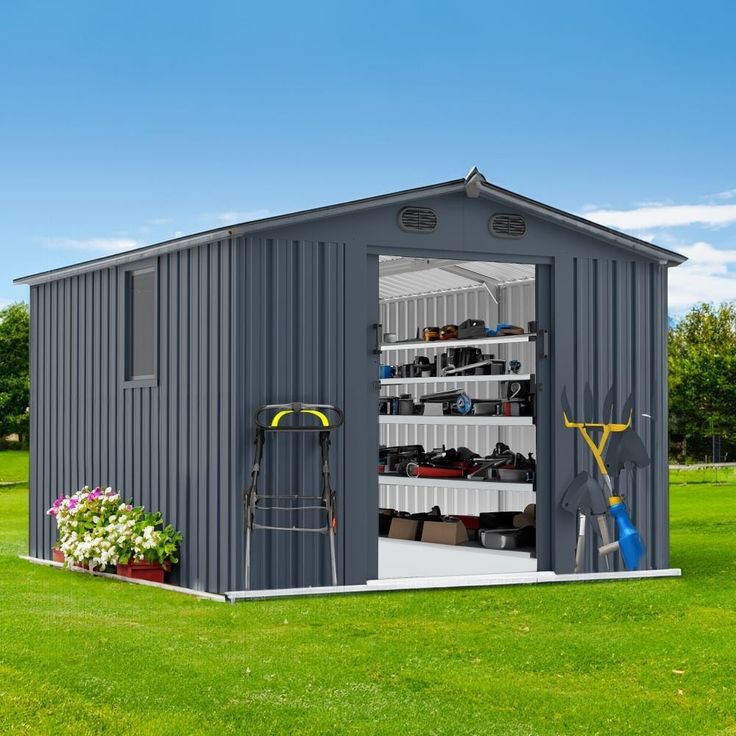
[
  {"xmin": 225, "ymin": 567, "xmax": 681, "ymax": 601},
  {"xmin": 19, "ymin": 555, "xmax": 227, "ymax": 602}
]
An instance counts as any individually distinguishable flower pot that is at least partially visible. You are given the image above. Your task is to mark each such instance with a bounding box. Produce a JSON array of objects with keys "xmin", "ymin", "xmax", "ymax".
[
  {"xmin": 116, "ymin": 560, "xmax": 171, "ymax": 583},
  {"xmin": 52, "ymin": 548, "xmax": 64, "ymax": 564}
]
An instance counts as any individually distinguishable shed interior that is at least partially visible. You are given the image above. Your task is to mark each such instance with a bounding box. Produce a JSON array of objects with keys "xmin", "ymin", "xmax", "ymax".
[{"xmin": 376, "ymin": 256, "xmax": 539, "ymax": 580}]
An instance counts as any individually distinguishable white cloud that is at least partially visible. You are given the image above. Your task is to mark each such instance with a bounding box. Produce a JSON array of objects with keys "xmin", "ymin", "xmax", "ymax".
[
  {"xmin": 708, "ymin": 189, "xmax": 736, "ymax": 201},
  {"xmin": 582, "ymin": 203, "xmax": 736, "ymax": 230},
  {"xmin": 0, "ymin": 297, "xmax": 13, "ymax": 310},
  {"xmin": 209, "ymin": 208, "xmax": 271, "ymax": 225},
  {"xmin": 668, "ymin": 241, "xmax": 736, "ymax": 309},
  {"xmin": 45, "ymin": 237, "xmax": 139, "ymax": 253}
]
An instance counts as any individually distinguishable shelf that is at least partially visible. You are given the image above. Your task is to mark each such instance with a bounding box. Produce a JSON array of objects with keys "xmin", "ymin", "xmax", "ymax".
[
  {"xmin": 380, "ymin": 373, "xmax": 531, "ymax": 386},
  {"xmin": 379, "ymin": 475, "xmax": 534, "ymax": 492},
  {"xmin": 380, "ymin": 334, "xmax": 535, "ymax": 353},
  {"xmin": 379, "ymin": 415, "xmax": 534, "ymax": 426}
]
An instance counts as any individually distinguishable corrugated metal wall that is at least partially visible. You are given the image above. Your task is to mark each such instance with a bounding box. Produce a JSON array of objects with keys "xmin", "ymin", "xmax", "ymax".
[
  {"xmin": 30, "ymin": 235, "xmax": 357, "ymax": 592},
  {"xmin": 378, "ymin": 281, "xmax": 536, "ymax": 515},
  {"xmin": 236, "ymin": 237, "xmax": 347, "ymax": 591},
  {"xmin": 30, "ymin": 241, "xmax": 240, "ymax": 593},
  {"xmin": 566, "ymin": 257, "xmax": 669, "ymax": 571}
]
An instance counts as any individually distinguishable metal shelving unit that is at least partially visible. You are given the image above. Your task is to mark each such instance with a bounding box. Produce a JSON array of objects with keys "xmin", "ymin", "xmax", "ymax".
[
  {"xmin": 380, "ymin": 373, "xmax": 531, "ymax": 386},
  {"xmin": 378, "ymin": 475, "xmax": 533, "ymax": 492},
  {"xmin": 379, "ymin": 327, "xmax": 536, "ymax": 518},
  {"xmin": 379, "ymin": 415, "xmax": 533, "ymax": 426},
  {"xmin": 380, "ymin": 333, "xmax": 535, "ymax": 353}
]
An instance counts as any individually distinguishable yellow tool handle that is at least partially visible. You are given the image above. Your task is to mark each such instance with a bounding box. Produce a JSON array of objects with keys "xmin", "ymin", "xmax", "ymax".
[{"xmin": 270, "ymin": 409, "xmax": 330, "ymax": 427}]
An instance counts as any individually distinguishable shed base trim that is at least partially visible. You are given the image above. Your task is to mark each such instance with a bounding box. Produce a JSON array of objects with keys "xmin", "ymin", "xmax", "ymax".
[{"xmin": 225, "ymin": 567, "xmax": 682, "ymax": 601}]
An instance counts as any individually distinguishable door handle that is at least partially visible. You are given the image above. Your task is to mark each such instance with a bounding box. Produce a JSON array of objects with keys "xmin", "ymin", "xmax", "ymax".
[{"xmin": 374, "ymin": 322, "xmax": 383, "ymax": 355}]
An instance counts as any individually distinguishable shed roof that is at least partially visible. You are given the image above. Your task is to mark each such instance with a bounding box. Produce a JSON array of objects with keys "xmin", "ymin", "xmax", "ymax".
[{"xmin": 14, "ymin": 168, "xmax": 686, "ymax": 286}]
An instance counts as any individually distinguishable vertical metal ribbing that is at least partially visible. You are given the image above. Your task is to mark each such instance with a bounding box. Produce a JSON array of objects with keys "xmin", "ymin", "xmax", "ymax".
[
  {"xmin": 29, "ymin": 241, "xmax": 241, "ymax": 593},
  {"xmin": 237, "ymin": 236, "xmax": 346, "ymax": 591},
  {"xmin": 567, "ymin": 256, "xmax": 666, "ymax": 573}
]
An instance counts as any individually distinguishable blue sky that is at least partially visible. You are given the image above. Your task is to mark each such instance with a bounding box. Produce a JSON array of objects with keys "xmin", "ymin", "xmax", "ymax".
[{"xmin": 2, "ymin": 1, "xmax": 735, "ymax": 316}]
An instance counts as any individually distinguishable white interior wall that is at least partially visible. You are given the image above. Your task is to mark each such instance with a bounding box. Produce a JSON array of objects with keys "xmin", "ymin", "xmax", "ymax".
[{"xmin": 379, "ymin": 279, "xmax": 536, "ymax": 515}]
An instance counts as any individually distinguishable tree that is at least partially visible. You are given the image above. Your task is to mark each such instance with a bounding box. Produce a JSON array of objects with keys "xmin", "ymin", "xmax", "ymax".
[
  {"xmin": 0, "ymin": 302, "xmax": 30, "ymax": 443},
  {"xmin": 669, "ymin": 302, "xmax": 736, "ymax": 460}
]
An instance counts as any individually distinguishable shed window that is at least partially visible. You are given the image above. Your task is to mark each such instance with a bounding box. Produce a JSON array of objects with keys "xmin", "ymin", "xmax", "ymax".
[{"xmin": 124, "ymin": 266, "xmax": 157, "ymax": 383}]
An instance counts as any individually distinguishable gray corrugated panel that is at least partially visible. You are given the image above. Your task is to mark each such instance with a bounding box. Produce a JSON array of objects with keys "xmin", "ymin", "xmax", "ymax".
[
  {"xmin": 28, "ymin": 241, "xmax": 239, "ymax": 593},
  {"xmin": 237, "ymin": 237, "xmax": 347, "ymax": 591},
  {"xmin": 28, "ymin": 289, "xmax": 38, "ymax": 554},
  {"xmin": 567, "ymin": 257, "xmax": 668, "ymax": 573}
]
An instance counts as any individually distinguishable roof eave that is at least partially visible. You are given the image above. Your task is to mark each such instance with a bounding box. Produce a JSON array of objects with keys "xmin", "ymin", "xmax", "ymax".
[
  {"xmin": 14, "ymin": 180, "xmax": 466, "ymax": 286},
  {"xmin": 476, "ymin": 182, "xmax": 687, "ymax": 266}
]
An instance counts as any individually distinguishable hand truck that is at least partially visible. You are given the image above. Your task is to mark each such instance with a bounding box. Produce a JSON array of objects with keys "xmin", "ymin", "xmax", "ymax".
[{"xmin": 244, "ymin": 402, "xmax": 344, "ymax": 590}]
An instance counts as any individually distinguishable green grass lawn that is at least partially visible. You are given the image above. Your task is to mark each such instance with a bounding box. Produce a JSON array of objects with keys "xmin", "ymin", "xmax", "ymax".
[
  {"xmin": 0, "ymin": 450, "xmax": 29, "ymax": 483},
  {"xmin": 1, "ymin": 452, "xmax": 735, "ymax": 735},
  {"xmin": 670, "ymin": 465, "xmax": 736, "ymax": 486}
]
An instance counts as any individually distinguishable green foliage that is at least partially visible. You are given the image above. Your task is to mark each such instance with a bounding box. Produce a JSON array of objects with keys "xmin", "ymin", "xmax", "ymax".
[
  {"xmin": 1, "ymin": 450, "xmax": 736, "ymax": 734},
  {"xmin": 0, "ymin": 302, "xmax": 30, "ymax": 441},
  {"xmin": 118, "ymin": 510, "xmax": 183, "ymax": 566},
  {"xmin": 669, "ymin": 302, "xmax": 736, "ymax": 460}
]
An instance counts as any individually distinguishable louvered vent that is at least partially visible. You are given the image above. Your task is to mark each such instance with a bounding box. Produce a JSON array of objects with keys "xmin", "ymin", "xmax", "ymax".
[
  {"xmin": 489, "ymin": 213, "xmax": 527, "ymax": 239},
  {"xmin": 398, "ymin": 207, "xmax": 438, "ymax": 233}
]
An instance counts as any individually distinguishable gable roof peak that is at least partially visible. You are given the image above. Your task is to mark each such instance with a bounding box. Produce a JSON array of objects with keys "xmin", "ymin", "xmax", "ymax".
[{"xmin": 464, "ymin": 166, "xmax": 487, "ymax": 198}]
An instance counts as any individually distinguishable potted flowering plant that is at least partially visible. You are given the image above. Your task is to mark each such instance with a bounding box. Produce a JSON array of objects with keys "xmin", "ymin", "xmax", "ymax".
[
  {"xmin": 47, "ymin": 487, "xmax": 182, "ymax": 582},
  {"xmin": 47, "ymin": 486, "xmax": 136, "ymax": 571},
  {"xmin": 115, "ymin": 511, "xmax": 183, "ymax": 583}
]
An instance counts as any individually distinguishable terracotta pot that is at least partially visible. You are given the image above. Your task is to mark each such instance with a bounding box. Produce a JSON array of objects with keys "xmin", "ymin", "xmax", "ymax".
[
  {"xmin": 52, "ymin": 548, "xmax": 64, "ymax": 564},
  {"xmin": 116, "ymin": 559, "xmax": 171, "ymax": 583}
]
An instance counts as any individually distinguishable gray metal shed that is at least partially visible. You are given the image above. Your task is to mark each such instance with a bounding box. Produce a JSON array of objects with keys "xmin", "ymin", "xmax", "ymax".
[{"xmin": 15, "ymin": 168, "xmax": 685, "ymax": 595}]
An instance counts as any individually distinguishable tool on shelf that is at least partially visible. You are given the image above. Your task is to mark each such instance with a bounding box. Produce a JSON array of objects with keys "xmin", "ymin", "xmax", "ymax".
[
  {"xmin": 379, "ymin": 442, "xmax": 534, "ymax": 483},
  {"xmin": 244, "ymin": 402, "xmax": 343, "ymax": 590},
  {"xmin": 561, "ymin": 388, "xmax": 645, "ymax": 571},
  {"xmin": 380, "ymin": 318, "xmax": 533, "ymax": 349},
  {"xmin": 468, "ymin": 442, "xmax": 536, "ymax": 482}
]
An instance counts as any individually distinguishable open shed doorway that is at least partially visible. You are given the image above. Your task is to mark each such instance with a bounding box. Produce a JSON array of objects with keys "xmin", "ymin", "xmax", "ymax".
[{"xmin": 376, "ymin": 256, "xmax": 540, "ymax": 581}]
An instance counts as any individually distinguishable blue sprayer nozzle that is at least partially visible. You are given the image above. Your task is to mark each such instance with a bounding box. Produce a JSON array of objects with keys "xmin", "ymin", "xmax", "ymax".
[{"xmin": 609, "ymin": 500, "xmax": 645, "ymax": 570}]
